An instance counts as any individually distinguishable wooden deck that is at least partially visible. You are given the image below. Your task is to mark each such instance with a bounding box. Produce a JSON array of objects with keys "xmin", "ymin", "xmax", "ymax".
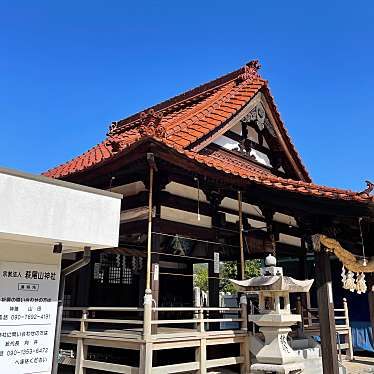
[
  {"xmin": 59, "ymin": 303, "xmax": 250, "ymax": 374},
  {"xmin": 59, "ymin": 298, "xmax": 356, "ymax": 373}
]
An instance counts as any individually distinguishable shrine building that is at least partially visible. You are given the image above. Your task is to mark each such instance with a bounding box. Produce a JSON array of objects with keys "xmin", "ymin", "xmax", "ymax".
[{"xmin": 44, "ymin": 61, "xmax": 374, "ymax": 374}]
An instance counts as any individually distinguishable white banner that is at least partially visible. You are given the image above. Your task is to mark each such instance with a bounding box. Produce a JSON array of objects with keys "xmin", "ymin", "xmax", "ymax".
[{"xmin": 0, "ymin": 261, "xmax": 60, "ymax": 374}]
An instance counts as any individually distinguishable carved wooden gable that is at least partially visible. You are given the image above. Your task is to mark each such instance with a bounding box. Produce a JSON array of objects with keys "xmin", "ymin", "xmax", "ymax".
[{"xmin": 195, "ymin": 93, "xmax": 301, "ymax": 180}]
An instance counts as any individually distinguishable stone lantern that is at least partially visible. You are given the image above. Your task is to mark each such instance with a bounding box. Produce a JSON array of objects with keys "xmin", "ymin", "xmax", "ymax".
[{"xmin": 231, "ymin": 254, "xmax": 314, "ymax": 373}]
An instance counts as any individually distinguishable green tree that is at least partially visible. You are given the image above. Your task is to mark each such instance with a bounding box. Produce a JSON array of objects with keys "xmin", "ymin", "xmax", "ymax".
[
  {"xmin": 193, "ymin": 263, "xmax": 208, "ymax": 292},
  {"xmin": 220, "ymin": 260, "xmax": 261, "ymax": 294},
  {"xmin": 193, "ymin": 260, "xmax": 261, "ymax": 294}
]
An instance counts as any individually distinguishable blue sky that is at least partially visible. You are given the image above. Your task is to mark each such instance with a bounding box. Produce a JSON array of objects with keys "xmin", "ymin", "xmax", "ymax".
[{"xmin": 0, "ymin": 1, "xmax": 373, "ymax": 191}]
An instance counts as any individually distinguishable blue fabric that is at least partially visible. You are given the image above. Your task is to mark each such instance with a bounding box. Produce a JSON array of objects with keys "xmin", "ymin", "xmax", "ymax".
[
  {"xmin": 351, "ymin": 321, "xmax": 374, "ymax": 352},
  {"xmin": 311, "ymin": 322, "xmax": 374, "ymax": 353}
]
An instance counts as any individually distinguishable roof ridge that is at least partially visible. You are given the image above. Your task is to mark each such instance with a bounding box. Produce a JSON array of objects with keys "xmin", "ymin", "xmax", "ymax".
[{"xmin": 110, "ymin": 61, "xmax": 261, "ymax": 133}]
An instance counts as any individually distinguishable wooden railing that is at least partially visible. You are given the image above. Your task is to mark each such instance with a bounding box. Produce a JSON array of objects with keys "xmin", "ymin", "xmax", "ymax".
[
  {"xmin": 296, "ymin": 297, "xmax": 353, "ymax": 360},
  {"xmin": 150, "ymin": 306, "xmax": 244, "ymax": 330},
  {"xmin": 63, "ymin": 306, "xmax": 144, "ymax": 329},
  {"xmin": 61, "ymin": 296, "xmax": 250, "ymax": 374}
]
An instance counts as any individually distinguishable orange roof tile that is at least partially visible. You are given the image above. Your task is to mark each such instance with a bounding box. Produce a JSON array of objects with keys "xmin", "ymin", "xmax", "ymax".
[
  {"xmin": 168, "ymin": 145, "xmax": 374, "ymax": 203},
  {"xmin": 44, "ymin": 61, "xmax": 308, "ymax": 180},
  {"xmin": 42, "ymin": 61, "xmax": 374, "ymax": 204}
]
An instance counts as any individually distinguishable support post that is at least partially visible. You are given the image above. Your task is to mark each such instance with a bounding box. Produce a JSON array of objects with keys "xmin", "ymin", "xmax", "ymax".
[
  {"xmin": 145, "ymin": 163, "xmax": 154, "ymax": 292},
  {"xmin": 150, "ymin": 226, "xmax": 160, "ymax": 334},
  {"xmin": 139, "ymin": 342, "xmax": 153, "ymax": 374},
  {"xmin": 367, "ymin": 273, "xmax": 374, "ymax": 347},
  {"xmin": 195, "ymin": 307, "xmax": 207, "ymax": 373},
  {"xmin": 75, "ymin": 263, "xmax": 91, "ymax": 306},
  {"xmin": 238, "ymin": 191, "xmax": 245, "ymax": 280},
  {"xmin": 75, "ymin": 309, "xmax": 88, "ymax": 374},
  {"xmin": 343, "ymin": 298, "xmax": 354, "ymax": 360},
  {"xmin": 315, "ymin": 250, "xmax": 339, "ymax": 374},
  {"xmin": 74, "ymin": 339, "xmax": 87, "ymax": 374},
  {"xmin": 52, "ymin": 247, "xmax": 91, "ymax": 374},
  {"xmin": 141, "ymin": 289, "xmax": 153, "ymax": 374},
  {"xmin": 366, "ymin": 273, "xmax": 374, "ymax": 339},
  {"xmin": 240, "ymin": 295, "xmax": 250, "ymax": 374},
  {"xmin": 205, "ymin": 189, "xmax": 223, "ymax": 331},
  {"xmin": 208, "ymin": 251, "xmax": 220, "ymax": 331}
]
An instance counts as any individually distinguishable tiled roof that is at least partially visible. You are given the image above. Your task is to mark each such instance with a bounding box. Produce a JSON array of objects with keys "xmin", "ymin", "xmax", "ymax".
[
  {"xmin": 42, "ymin": 61, "xmax": 374, "ymax": 204},
  {"xmin": 169, "ymin": 145, "xmax": 374, "ymax": 203},
  {"xmin": 43, "ymin": 61, "xmax": 309, "ymax": 181}
]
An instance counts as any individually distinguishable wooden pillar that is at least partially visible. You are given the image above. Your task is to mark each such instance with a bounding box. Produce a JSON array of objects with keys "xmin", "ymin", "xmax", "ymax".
[
  {"xmin": 367, "ymin": 274, "xmax": 374, "ymax": 341},
  {"xmin": 315, "ymin": 250, "xmax": 339, "ymax": 374},
  {"xmin": 205, "ymin": 189, "xmax": 223, "ymax": 331},
  {"xmin": 208, "ymin": 251, "xmax": 219, "ymax": 308},
  {"xmin": 237, "ymin": 260, "xmax": 243, "ymax": 281},
  {"xmin": 208, "ymin": 247, "xmax": 220, "ymax": 329},
  {"xmin": 299, "ymin": 241, "xmax": 309, "ymax": 312},
  {"xmin": 75, "ymin": 261, "xmax": 91, "ymax": 306},
  {"xmin": 151, "ymin": 220, "xmax": 160, "ymax": 334}
]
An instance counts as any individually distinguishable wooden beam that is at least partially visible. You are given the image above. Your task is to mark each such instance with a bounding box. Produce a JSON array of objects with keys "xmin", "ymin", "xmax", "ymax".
[
  {"xmin": 315, "ymin": 250, "xmax": 339, "ymax": 374},
  {"xmin": 158, "ymin": 190, "xmax": 302, "ymax": 237}
]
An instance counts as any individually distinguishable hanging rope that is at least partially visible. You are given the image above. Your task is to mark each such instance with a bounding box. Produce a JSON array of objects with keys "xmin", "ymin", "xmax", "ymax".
[{"xmin": 313, "ymin": 234, "xmax": 374, "ymax": 273}]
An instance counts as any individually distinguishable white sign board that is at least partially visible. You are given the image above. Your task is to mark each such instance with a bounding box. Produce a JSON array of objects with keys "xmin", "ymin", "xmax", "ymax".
[
  {"xmin": 0, "ymin": 261, "xmax": 60, "ymax": 374},
  {"xmin": 214, "ymin": 252, "xmax": 220, "ymax": 274},
  {"xmin": 153, "ymin": 264, "xmax": 159, "ymax": 281}
]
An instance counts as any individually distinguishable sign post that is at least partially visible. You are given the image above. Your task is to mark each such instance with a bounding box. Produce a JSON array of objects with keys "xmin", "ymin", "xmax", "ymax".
[{"xmin": 0, "ymin": 261, "xmax": 60, "ymax": 373}]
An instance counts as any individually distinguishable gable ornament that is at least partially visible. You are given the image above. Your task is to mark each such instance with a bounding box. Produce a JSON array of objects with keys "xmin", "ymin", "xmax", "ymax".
[
  {"xmin": 138, "ymin": 109, "xmax": 166, "ymax": 138},
  {"xmin": 237, "ymin": 60, "xmax": 262, "ymax": 82},
  {"xmin": 242, "ymin": 103, "xmax": 276, "ymax": 137},
  {"xmin": 358, "ymin": 180, "xmax": 374, "ymax": 197}
]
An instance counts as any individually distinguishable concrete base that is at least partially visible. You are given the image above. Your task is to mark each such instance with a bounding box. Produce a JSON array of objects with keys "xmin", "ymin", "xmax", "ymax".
[
  {"xmin": 251, "ymin": 361, "xmax": 304, "ymax": 373},
  {"xmin": 256, "ymin": 326, "xmax": 300, "ymax": 364}
]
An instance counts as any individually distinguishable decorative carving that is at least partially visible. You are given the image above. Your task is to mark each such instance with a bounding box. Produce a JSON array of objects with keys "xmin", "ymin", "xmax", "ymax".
[
  {"xmin": 138, "ymin": 109, "xmax": 166, "ymax": 138},
  {"xmin": 358, "ymin": 180, "xmax": 374, "ymax": 196},
  {"xmin": 280, "ymin": 335, "xmax": 291, "ymax": 353},
  {"xmin": 105, "ymin": 138, "xmax": 121, "ymax": 153},
  {"xmin": 242, "ymin": 103, "xmax": 276, "ymax": 137},
  {"xmin": 107, "ymin": 121, "xmax": 118, "ymax": 136},
  {"xmin": 237, "ymin": 60, "xmax": 261, "ymax": 82}
]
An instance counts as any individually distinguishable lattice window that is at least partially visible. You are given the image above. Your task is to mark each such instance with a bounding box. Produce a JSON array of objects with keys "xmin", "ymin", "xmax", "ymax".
[
  {"xmin": 122, "ymin": 267, "xmax": 133, "ymax": 285},
  {"xmin": 108, "ymin": 266, "xmax": 121, "ymax": 284},
  {"xmin": 93, "ymin": 252, "xmax": 138, "ymax": 285},
  {"xmin": 93, "ymin": 262, "xmax": 104, "ymax": 283}
]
